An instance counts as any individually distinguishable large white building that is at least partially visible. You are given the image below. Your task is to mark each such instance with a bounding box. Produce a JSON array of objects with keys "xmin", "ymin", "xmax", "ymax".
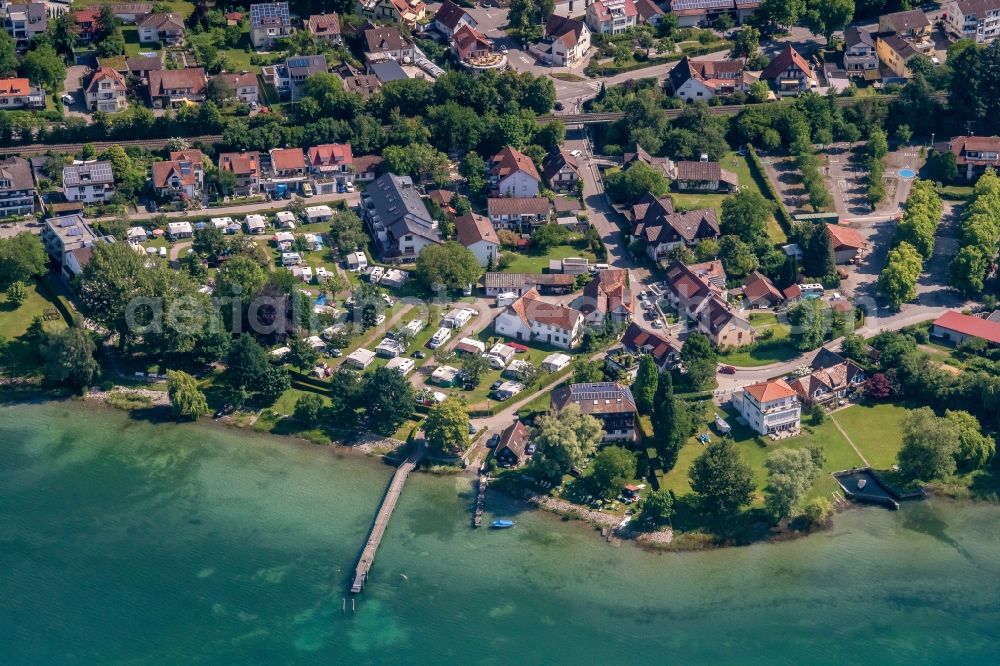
[
  {"xmin": 493, "ymin": 287, "xmax": 585, "ymax": 350},
  {"xmin": 947, "ymin": 0, "xmax": 1000, "ymax": 43},
  {"xmin": 734, "ymin": 379, "xmax": 801, "ymax": 436},
  {"xmin": 63, "ymin": 161, "xmax": 115, "ymax": 203},
  {"xmin": 586, "ymin": 0, "xmax": 638, "ymax": 35}
]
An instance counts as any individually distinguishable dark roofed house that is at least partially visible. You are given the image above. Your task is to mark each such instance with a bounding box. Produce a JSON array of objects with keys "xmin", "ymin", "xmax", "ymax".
[
  {"xmin": 742, "ymin": 270, "xmax": 783, "ymax": 308},
  {"xmin": 788, "ymin": 349, "xmax": 867, "ymax": 406},
  {"xmin": 147, "ymin": 67, "xmax": 207, "ymax": 108},
  {"xmin": 672, "ymin": 158, "xmax": 738, "ymax": 192},
  {"xmin": 494, "ymin": 421, "xmax": 531, "ymax": 467},
  {"xmin": 433, "ymin": 0, "xmax": 477, "ymax": 37},
  {"xmin": 307, "ymin": 13, "xmax": 342, "ymax": 43},
  {"xmin": 542, "ymin": 147, "xmax": 581, "ymax": 192},
  {"xmin": 622, "ymin": 142, "xmax": 673, "ymax": 177},
  {"xmin": 361, "ymin": 173, "xmax": 440, "ymax": 261},
  {"xmin": 363, "ymin": 25, "xmax": 414, "ymax": 62},
  {"xmin": 634, "ymin": 0, "xmax": 665, "ymax": 24},
  {"xmin": 619, "ymin": 322, "xmax": 679, "ymax": 370},
  {"xmin": 578, "ymin": 268, "xmax": 634, "ymax": 324},
  {"xmin": 455, "ymin": 213, "xmax": 499, "ymax": 267},
  {"xmin": 667, "ymin": 56, "xmax": 754, "ymax": 101},
  {"xmin": 879, "ymin": 9, "xmax": 932, "ymax": 37},
  {"xmin": 551, "ymin": 382, "xmax": 637, "ymax": 441},
  {"xmin": 0, "ymin": 156, "xmax": 36, "ymax": 217},
  {"xmin": 539, "ymin": 15, "xmax": 591, "ymax": 66},
  {"xmin": 761, "ymin": 44, "xmax": 815, "ymax": 92},
  {"xmin": 487, "ymin": 197, "xmax": 550, "ymax": 230},
  {"xmin": 632, "ymin": 200, "xmax": 720, "ymax": 262},
  {"xmin": 483, "ymin": 272, "xmax": 575, "ymax": 296}
]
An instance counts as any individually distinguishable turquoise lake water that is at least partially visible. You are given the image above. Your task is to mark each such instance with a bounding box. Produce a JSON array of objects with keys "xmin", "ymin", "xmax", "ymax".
[{"xmin": 2, "ymin": 401, "xmax": 1000, "ymax": 664}]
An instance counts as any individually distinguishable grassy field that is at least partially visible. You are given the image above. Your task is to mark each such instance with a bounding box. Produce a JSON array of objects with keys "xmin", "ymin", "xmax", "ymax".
[
  {"xmin": 720, "ymin": 311, "xmax": 799, "ymax": 367},
  {"xmin": 502, "ymin": 242, "xmax": 596, "ymax": 274},
  {"xmin": 829, "ymin": 402, "xmax": 907, "ymax": 470},
  {"xmin": 670, "ymin": 152, "xmax": 788, "ymax": 244},
  {"xmin": 0, "ymin": 280, "xmax": 70, "ymax": 376}
]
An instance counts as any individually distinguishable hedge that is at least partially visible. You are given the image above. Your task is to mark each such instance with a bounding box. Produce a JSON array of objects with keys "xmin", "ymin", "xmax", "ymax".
[
  {"xmin": 585, "ymin": 42, "xmax": 729, "ymax": 77},
  {"xmin": 745, "ymin": 144, "xmax": 793, "ymax": 235}
]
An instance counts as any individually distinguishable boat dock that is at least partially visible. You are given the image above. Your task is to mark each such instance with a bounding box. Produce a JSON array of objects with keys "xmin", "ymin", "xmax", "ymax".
[
  {"xmin": 473, "ymin": 474, "xmax": 488, "ymax": 528},
  {"xmin": 351, "ymin": 449, "xmax": 423, "ymax": 594}
]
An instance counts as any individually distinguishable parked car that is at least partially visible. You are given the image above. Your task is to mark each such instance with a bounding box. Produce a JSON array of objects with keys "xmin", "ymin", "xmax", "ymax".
[
  {"xmin": 330, "ymin": 349, "xmax": 342, "ymax": 357},
  {"xmin": 719, "ymin": 365, "xmax": 737, "ymax": 375},
  {"xmin": 412, "ymin": 350, "xmax": 426, "ymax": 359},
  {"xmin": 468, "ymin": 423, "xmax": 477, "ymax": 434},
  {"xmin": 554, "ymin": 101, "xmax": 564, "ymax": 111},
  {"xmin": 61, "ymin": 93, "xmax": 75, "ymax": 105}
]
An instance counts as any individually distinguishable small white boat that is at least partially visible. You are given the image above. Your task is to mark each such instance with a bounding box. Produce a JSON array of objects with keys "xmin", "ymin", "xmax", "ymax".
[{"xmin": 857, "ymin": 478, "xmax": 867, "ymax": 490}]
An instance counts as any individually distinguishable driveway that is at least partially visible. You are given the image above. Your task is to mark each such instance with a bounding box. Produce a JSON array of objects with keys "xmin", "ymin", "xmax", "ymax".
[{"xmin": 62, "ymin": 64, "xmax": 91, "ymax": 120}]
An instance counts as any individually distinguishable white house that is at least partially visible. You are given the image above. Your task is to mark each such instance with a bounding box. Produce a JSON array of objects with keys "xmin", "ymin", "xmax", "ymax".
[
  {"xmin": 586, "ymin": 0, "xmax": 638, "ymax": 35},
  {"xmin": 734, "ymin": 379, "xmax": 801, "ymax": 436},
  {"xmin": 167, "ymin": 221, "xmax": 193, "ymax": 239},
  {"xmin": 947, "ymin": 0, "xmax": 1000, "ymax": 43},
  {"xmin": 63, "ymin": 161, "xmax": 115, "ymax": 203},
  {"xmin": 493, "ymin": 287, "xmax": 585, "ymax": 350},
  {"xmin": 344, "ymin": 347, "xmax": 376, "ymax": 370},
  {"xmin": 490, "ymin": 146, "xmax": 541, "ymax": 198},
  {"xmin": 433, "ymin": 0, "xmax": 477, "ymax": 37},
  {"xmin": 455, "ymin": 213, "xmax": 499, "ymax": 267}
]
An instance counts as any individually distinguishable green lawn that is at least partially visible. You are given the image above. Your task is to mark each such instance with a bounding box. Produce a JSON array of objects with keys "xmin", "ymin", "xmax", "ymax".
[
  {"xmin": 502, "ymin": 242, "xmax": 596, "ymax": 274},
  {"xmin": 0, "ymin": 280, "xmax": 70, "ymax": 376},
  {"xmin": 936, "ymin": 184, "xmax": 974, "ymax": 201},
  {"xmin": 720, "ymin": 312, "xmax": 799, "ymax": 367},
  {"xmin": 830, "ymin": 402, "xmax": 908, "ymax": 470}
]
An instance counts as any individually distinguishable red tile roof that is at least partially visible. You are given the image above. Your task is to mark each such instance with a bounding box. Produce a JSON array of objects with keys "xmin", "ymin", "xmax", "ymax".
[
  {"xmin": 825, "ymin": 223, "xmax": 866, "ymax": 251},
  {"xmin": 490, "ymin": 146, "xmax": 541, "ymax": 183},
  {"xmin": 744, "ymin": 379, "xmax": 797, "ymax": 402},
  {"xmin": 762, "ymin": 44, "xmax": 814, "ymax": 81},
  {"xmin": 933, "ymin": 311, "xmax": 1000, "ymax": 345},
  {"xmin": 219, "ymin": 151, "xmax": 260, "ymax": 176},
  {"xmin": 307, "ymin": 143, "xmax": 353, "ymax": 167},
  {"xmin": 0, "ymin": 78, "xmax": 32, "ymax": 96},
  {"xmin": 455, "ymin": 213, "xmax": 499, "ymax": 247},
  {"xmin": 269, "ymin": 148, "xmax": 306, "ymax": 171}
]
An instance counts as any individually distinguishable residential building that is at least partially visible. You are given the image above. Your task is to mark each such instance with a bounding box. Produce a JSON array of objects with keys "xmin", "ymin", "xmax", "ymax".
[
  {"xmin": 542, "ymin": 147, "xmax": 581, "ymax": 192},
  {"xmin": 368, "ymin": 60, "xmax": 408, "ymax": 85},
  {"xmin": 42, "ymin": 215, "xmax": 110, "ymax": 281},
  {"xmin": 577, "ymin": 268, "xmax": 634, "ymax": 324},
  {"xmin": 875, "ymin": 32, "xmax": 919, "ymax": 78},
  {"xmin": 363, "ymin": 25, "xmax": 414, "ymax": 63},
  {"xmin": 662, "ymin": 260, "xmax": 756, "ymax": 348},
  {"xmin": 734, "ymin": 379, "xmax": 801, "ymax": 436},
  {"xmin": 944, "ymin": 135, "xmax": 1000, "ymax": 180},
  {"xmin": 219, "ymin": 151, "xmax": 261, "ymax": 195},
  {"xmin": 632, "ymin": 198, "xmax": 720, "ymax": 261},
  {"xmin": 487, "ymin": 197, "xmax": 550, "ymax": 230},
  {"xmin": 455, "ymin": 213, "xmax": 500, "ymax": 267},
  {"xmin": 879, "ymin": 9, "xmax": 932, "ymax": 40},
  {"xmin": 537, "ymin": 15, "xmax": 591, "ymax": 66},
  {"xmin": 788, "ymin": 348, "xmax": 867, "ymax": 407},
  {"xmin": 0, "ymin": 77, "xmax": 43, "ymax": 109},
  {"xmin": 586, "ymin": 0, "xmax": 638, "ymax": 34},
  {"xmin": 109, "ymin": 3, "xmax": 153, "ymax": 23},
  {"xmin": 361, "ymin": 173, "xmax": 440, "ymax": 261},
  {"xmin": 551, "ymin": 382, "xmax": 637, "ymax": 441},
  {"xmin": 307, "ymin": 143, "xmax": 354, "ymax": 193},
  {"xmin": 307, "ymin": 13, "xmax": 342, "ymax": 43},
  {"xmin": 494, "ymin": 287, "xmax": 585, "ymax": 349},
  {"xmin": 250, "ymin": 2, "xmax": 292, "ymax": 49},
  {"xmin": 268, "ymin": 147, "xmax": 308, "ymax": 190},
  {"xmin": 611, "ymin": 322, "xmax": 679, "ymax": 373},
  {"xmin": 843, "ymin": 26, "xmax": 879, "ymax": 77},
  {"xmin": 357, "ymin": 0, "xmax": 426, "ymax": 28},
  {"xmin": 761, "ymin": 45, "xmax": 816, "ymax": 92},
  {"xmin": 826, "ymin": 223, "xmax": 867, "ymax": 264},
  {"xmin": 152, "ymin": 150, "xmax": 204, "ymax": 200},
  {"xmin": 3, "ymin": 2, "xmax": 47, "ymax": 50},
  {"xmin": 83, "ymin": 67, "xmax": 128, "ymax": 113},
  {"xmin": 434, "ymin": 0, "xmax": 476, "ymax": 37},
  {"xmin": 213, "ymin": 72, "xmax": 259, "ymax": 104},
  {"xmin": 622, "ymin": 143, "xmax": 674, "ymax": 177},
  {"xmin": 490, "ymin": 146, "xmax": 541, "ymax": 198},
  {"xmin": 634, "ymin": 0, "xmax": 665, "ymax": 24},
  {"xmin": 73, "ymin": 7, "xmax": 103, "ymax": 43},
  {"xmin": 452, "ymin": 24, "xmax": 495, "ymax": 64},
  {"xmin": 63, "ymin": 161, "xmax": 115, "ymax": 203},
  {"xmin": 353, "ymin": 154, "xmax": 384, "ymax": 182},
  {"xmin": 147, "ymin": 68, "xmax": 207, "ymax": 108},
  {"xmin": 667, "ymin": 56, "xmax": 754, "ymax": 102},
  {"xmin": 0, "ymin": 157, "xmax": 35, "ymax": 217},
  {"xmin": 947, "ymin": 0, "xmax": 1000, "ymax": 43},
  {"xmin": 742, "ymin": 270, "xmax": 783, "ymax": 308},
  {"xmin": 932, "ymin": 310, "xmax": 1000, "ymax": 346},
  {"xmin": 263, "ymin": 54, "xmax": 327, "ymax": 101},
  {"xmin": 138, "ymin": 12, "xmax": 185, "ymax": 45},
  {"xmin": 483, "ymin": 272, "xmax": 575, "ymax": 296},
  {"xmin": 494, "ymin": 421, "xmax": 531, "ymax": 467},
  {"xmin": 672, "ymin": 158, "xmax": 738, "ymax": 192},
  {"xmin": 667, "ymin": 0, "xmax": 759, "ymax": 28},
  {"xmin": 126, "ymin": 55, "xmax": 163, "ymax": 80},
  {"xmin": 339, "ymin": 66, "xmax": 383, "ymax": 99}
]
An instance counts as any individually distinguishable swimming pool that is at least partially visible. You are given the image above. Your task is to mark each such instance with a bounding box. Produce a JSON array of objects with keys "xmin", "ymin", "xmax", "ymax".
[
  {"xmin": 898, "ymin": 168, "xmax": 916, "ymax": 179},
  {"xmin": 315, "ymin": 294, "xmax": 327, "ymax": 306}
]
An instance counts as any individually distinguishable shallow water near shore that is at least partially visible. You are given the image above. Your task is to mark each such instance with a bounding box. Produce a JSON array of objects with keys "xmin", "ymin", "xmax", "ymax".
[{"xmin": 2, "ymin": 401, "xmax": 1000, "ymax": 664}]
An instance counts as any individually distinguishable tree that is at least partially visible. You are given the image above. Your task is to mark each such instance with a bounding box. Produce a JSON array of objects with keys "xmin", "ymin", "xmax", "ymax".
[
  {"xmin": 651, "ymin": 371, "xmax": 693, "ymax": 471},
  {"xmin": 329, "ymin": 209, "xmax": 368, "ymax": 254},
  {"xmin": 760, "ymin": 0, "xmax": 805, "ymax": 27},
  {"xmin": 167, "ymin": 370, "xmax": 209, "ymax": 421},
  {"xmin": 798, "ymin": 222, "xmax": 836, "ymax": 279},
  {"xmin": 589, "ymin": 446, "xmax": 637, "ymax": 497},
  {"xmin": 747, "ymin": 79, "xmax": 771, "ymax": 104},
  {"xmin": 459, "ymin": 152, "xmax": 487, "ymax": 196},
  {"xmin": 531, "ymin": 404, "xmax": 604, "ymax": 480},
  {"xmin": 5, "ymin": 280, "xmax": 27, "ymax": 307},
  {"xmin": 689, "ymin": 438, "xmax": 755, "ymax": 517},
  {"xmin": 787, "ymin": 298, "xmax": 826, "ymax": 351},
  {"xmin": 0, "ymin": 30, "xmax": 17, "ymax": 76},
  {"xmin": 40, "ymin": 328, "xmax": 98, "ymax": 392},
  {"xmin": 640, "ymin": 489, "xmax": 675, "ymax": 525},
  {"xmin": 294, "ymin": 393, "xmax": 326, "ymax": 426},
  {"xmin": 731, "ymin": 25, "xmax": 760, "ymax": 58},
  {"xmin": 721, "ymin": 190, "xmax": 772, "ymax": 244},
  {"xmin": 460, "ymin": 353, "xmax": 489, "ymax": 386},
  {"xmin": 803, "ymin": 0, "xmax": 855, "ymax": 43},
  {"xmin": 192, "ymin": 226, "xmax": 228, "ymax": 262},
  {"xmin": 865, "ymin": 372, "xmax": 893, "ymax": 399},
  {"xmin": 286, "ymin": 336, "xmax": 320, "ymax": 371},
  {"xmin": 19, "ymin": 43, "xmax": 66, "ymax": 93},
  {"xmin": 633, "ymin": 354, "xmax": 658, "ymax": 414},
  {"xmin": 224, "ymin": 334, "xmax": 272, "ymax": 404},
  {"xmin": 0, "ymin": 232, "xmax": 47, "ymax": 288},
  {"xmin": 925, "ymin": 150, "xmax": 958, "ymax": 184},
  {"xmin": 878, "ymin": 242, "xmax": 923, "ymax": 311},
  {"xmin": 215, "ymin": 254, "xmax": 266, "ymax": 303},
  {"xmin": 206, "ymin": 76, "xmax": 236, "ymax": 104},
  {"xmin": 680, "ymin": 332, "xmax": 717, "ymax": 390},
  {"xmin": 946, "ymin": 409, "xmax": 995, "ymax": 471},
  {"xmin": 764, "ymin": 447, "xmax": 821, "ymax": 518},
  {"xmin": 532, "ymin": 223, "xmax": 571, "ymax": 251},
  {"xmin": 383, "ymin": 143, "xmax": 450, "ymax": 186},
  {"xmin": 718, "ymin": 235, "xmax": 759, "ymax": 278},
  {"xmin": 604, "ymin": 161, "xmax": 670, "ymax": 204},
  {"xmin": 77, "ymin": 242, "xmax": 147, "ymax": 349},
  {"xmin": 424, "ymin": 397, "xmax": 470, "ymax": 455},
  {"xmin": 414, "ymin": 241, "xmax": 481, "ymax": 291},
  {"xmin": 361, "ymin": 366, "xmax": 414, "ymax": 435},
  {"xmin": 897, "ymin": 407, "xmax": 957, "ymax": 481},
  {"xmin": 573, "ymin": 358, "xmax": 605, "ymax": 383}
]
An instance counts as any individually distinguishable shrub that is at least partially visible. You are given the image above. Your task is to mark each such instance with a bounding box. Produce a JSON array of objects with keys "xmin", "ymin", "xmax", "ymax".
[{"xmin": 802, "ymin": 497, "xmax": 833, "ymax": 525}]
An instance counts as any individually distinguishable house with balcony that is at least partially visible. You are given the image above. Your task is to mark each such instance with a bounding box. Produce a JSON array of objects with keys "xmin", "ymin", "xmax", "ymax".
[
  {"xmin": 605, "ymin": 322, "xmax": 679, "ymax": 378},
  {"xmin": 843, "ymin": 26, "xmax": 878, "ymax": 77},
  {"xmin": 944, "ymin": 135, "xmax": 1000, "ymax": 181},
  {"xmin": 487, "ymin": 196, "xmax": 551, "ymax": 230},
  {"xmin": 250, "ymin": 2, "xmax": 292, "ymax": 49},
  {"xmin": 73, "ymin": 7, "xmax": 103, "ymax": 43},
  {"xmin": 490, "ymin": 146, "xmax": 541, "ymax": 198},
  {"xmin": 138, "ymin": 12, "xmax": 185, "ymax": 45},
  {"xmin": 434, "ymin": 0, "xmax": 477, "ymax": 38},
  {"xmin": 631, "ymin": 195, "xmax": 720, "ymax": 261},
  {"xmin": 542, "ymin": 147, "xmax": 580, "ymax": 192},
  {"xmin": 662, "ymin": 260, "xmax": 756, "ymax": 349},
  {"xmin": 212, "ymin": 71, "xmax": 259, "ymax": 104},
  {"xmin": 307, "ymin": 13, "xmax": 342, "ymax": 44},
  {"xmin": 3, "ymin": 2, "xmax": 47, "ymax": 51},
  {"xmin": 734, "ymin": 379, "xmax": 801, "ymax": 436},
  {"xmin": 152, "ymin": 150, "xmax": 204, "ymax": 200},
  {"xmin": 551, "ymin": 382, "xmax": 637, "ymax": 441},
  {"xmin": 307, "ymin": 143, "xmax": 354, "ymax": 193},
  {"xmin": 63, "ymin": 161, "xmax": 115, "ymax": 203},
  {"xmin": 667, "ymin": 0, "xmax": 759, "ymax": 28},
  {"xmin": 788, "ymin": 348, "xmax": 867, "ymax": 408},
  {"xmin": 577, "ymin": 268, "xmax": 634, "ymax": 325},
  {"xmin": 42, "ymin": 215, "xmax": 112, "ymax": 281},
  {"xmin": 586, "ymin": 0, "xmax": 638, "ymax": 35},
  {"xmin": 453, "ymin": 24, "xmax": 506, "ymax": 71},
  {"xmin": 0, "ymin": 157, "xmax": 35, "ymax": 217},
  {"xmin": 262, "ymin": 55, "xmax": 327, "ymax": 101},
  {"xmin": 947, "ymin": 0, "xmax": 1000, "ymax": 43},
  {"xmin": 761, "ymin": 45, "xmax": 815, "ymax": 92},
  {"xmin": 357, "ymin": 0, "xmax": 426, "ymax": 28},
  {"xmin": 0, "ymin": 77, "xmax": 43, "ymax": 110},
  {"xmin": 494, "ymin": 287, "xmax": 585, "ymax": 350},
  {"xmin": 266, "ymin": 148, "xmax": 307, "ymax": 193},
  {"xmin": 535, "ymin": 15, "xmax": 591, "ymax": 66},
  {"xmin": 667, "ymin": 56, "xmax": 755, "ymax": 102},
  {"xmin": 361, "ymin": 172, "xmax": 440, "ymax": 261},
  {"xmin": 672, "ymin": 158, "xmax": 738, "ymax": 193},
  {"xmin": 219, "ymin": 151, "xmax": 261, "ymax": 195},
  {"xmin": 147, "ymin": 67, "xmax": 207, "ymax": 108},
  {"xmin": 84, "ymin": 66, "xmax": 128, "ymax": 113}
]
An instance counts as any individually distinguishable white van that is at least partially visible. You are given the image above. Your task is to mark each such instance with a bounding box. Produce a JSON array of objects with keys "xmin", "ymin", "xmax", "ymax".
[
  {"xmin": 496, "ymin": 291, "xmax": 518, "ymax": 308},
  {"xmin": 158, "ymin": 246, "xmax": 167, "ymax": 259}
]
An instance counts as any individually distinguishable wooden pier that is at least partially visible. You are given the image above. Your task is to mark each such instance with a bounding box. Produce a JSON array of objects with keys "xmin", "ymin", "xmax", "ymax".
[
  {"xmin": 351, "ymin": 449, "xmax": 423, "ymax": 594},
  {"xmin": 473, "ymin": 474, "xmax": 488, "ymax": 528}
]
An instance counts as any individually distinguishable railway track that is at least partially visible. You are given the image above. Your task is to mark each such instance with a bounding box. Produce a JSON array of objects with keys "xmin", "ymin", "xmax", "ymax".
[{"xmin": 0, "ymin": 135, "xmax": 225, "ymax": 157}]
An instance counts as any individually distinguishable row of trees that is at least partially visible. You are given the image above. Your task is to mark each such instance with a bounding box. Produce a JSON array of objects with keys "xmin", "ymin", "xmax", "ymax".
[
  {"xmin": 864, "ymin": 128, "xmax": 888, "ymax": 205},
  {"xmin": 949, "ymin": 169, "xmax": 1000, "ymax": 296},
  {"xmin": 877, "ymin": 180, "xmax": 941, "ymax": 310}
]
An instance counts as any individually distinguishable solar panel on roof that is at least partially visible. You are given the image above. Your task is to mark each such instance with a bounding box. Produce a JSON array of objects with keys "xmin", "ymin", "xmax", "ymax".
[{"xmin": 671, "ymin": 0, "xmax": 731, "ymax": 8}]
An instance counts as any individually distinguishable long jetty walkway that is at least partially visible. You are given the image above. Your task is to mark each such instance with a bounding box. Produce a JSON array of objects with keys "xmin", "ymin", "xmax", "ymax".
[{"xmin": 351, "ymin": 448, "xmax": 423, "ymax": 594}]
